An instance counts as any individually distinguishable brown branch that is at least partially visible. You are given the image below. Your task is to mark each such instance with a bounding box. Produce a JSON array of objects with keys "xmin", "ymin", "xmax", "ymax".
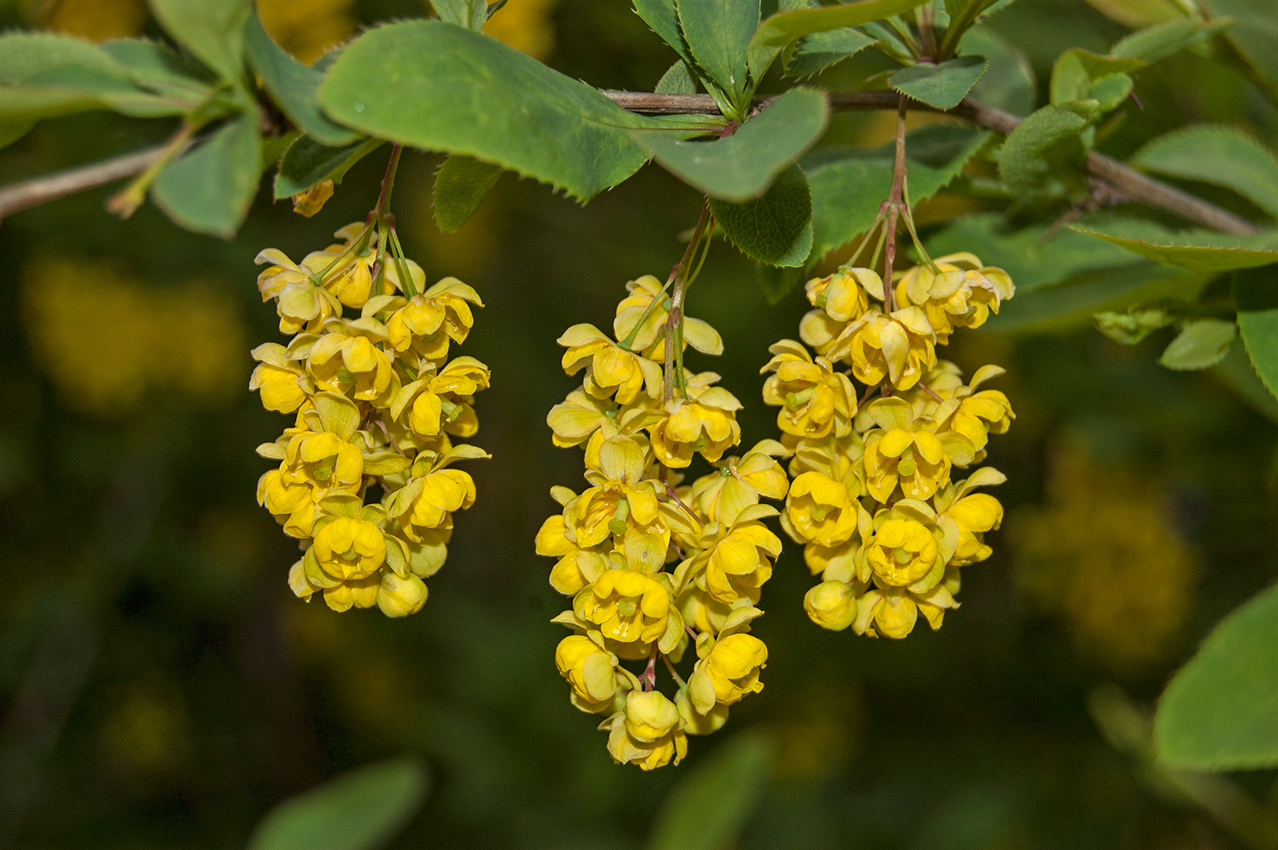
[{"xmin": 0, "ymin": 91, "xmax": 1260, "ymax": 236}]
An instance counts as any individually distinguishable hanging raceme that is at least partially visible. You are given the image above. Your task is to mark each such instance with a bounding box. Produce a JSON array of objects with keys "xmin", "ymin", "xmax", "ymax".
[
  {"xmin": 250, "ymin": 146, "xmax": 490, "ymax": 618},
  {"xmin": 764, "ymin": 103, "xmax": 1016, "ymax": 640},
  {"xmin": 537, "ymin": 208, "xmax": 791, "ymax": 770}
]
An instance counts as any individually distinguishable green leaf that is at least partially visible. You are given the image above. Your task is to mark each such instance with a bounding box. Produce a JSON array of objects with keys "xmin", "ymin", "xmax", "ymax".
[
  {"xmin": 960, "ymin": 27, "xmax": 1036, "ymax": 117},
  {"xmin": 1234, "ymin": 266, "xmax": 1278, "ymax": 405},
  {"xmin": 1154, "ymin": 582, "xmax": 1278, "ymax": 770},
  {"xmin": 1131, "ymin": 125, "xmax": 1278, "ymax": 220},
  {"xmin": 149, "ymin": 0, "xmax": 250, "ymax": 83},
  {"xmin": 1111, "ymin": 17, "xmax": 1231, "ymax": 63},
  {"xmin": 634, "ymin": 88, "xmax": 828, "ymax": 201},
  {"xmin": 99, "ymin": 38, "xmax": 216, "ymax": 97},
  {"xmin": 986, "ymin": 262, "xmax": 1207, "ymax": 333},
  {"xmin": 807, "ymin": 125, "xmax": 990, "ymax": 262},
  {"xmin": 1158, "ymin": 318, "xmax": 1237, "ymax": 370},
  {"xmin": 1216, "ymin": 339, "xmax": 1278, "ymax": 422},
  {"xmin": 274, "ymin": 135, "xmax": 384, "ymax": 199},
  {"xmin": 432, "ymin": 0, "xmax": 489, "ymax": 29},
  {"xmin": 249, "ymin": 757, "xmax": 429, "ymax": 850},
  {"xmin": 1049, "ymin": 49, "xmax": 1143, "ymax": 105},
  {"xmin": 709, "ymin": 164, "xmax": 812, "ymax": 266},
  {"xmin": 890, "ymin": 55, "xmax": 987, "ymax": 110},
  {"xmin": 0, "ymin": 120, "xmax": 32, "ymax": 149},
  {"xmin": 655, "ymin": 60, "xmax": 699, "ymax": 94},
  {"xmin": 244, "ymin": 10, "xmax": 360, "ymax": 147},
  {"xmin": 648, "ymin": 732, "xmax": 771, "ymax": 850},
  {"xmin": 747, "ymin": 0, "xmax": 928, "ymax": 82},
  {"xmin": 676, "ymin": 0, "xmax": 759, "ymax": 107},
  {"xmin": 995, "ymin": 101, "xmax": 1096, "ymax": 196},
  {"xmin": 784, "ymin": 28, "xmax": 878, "ymax": 77},
  {"xmin": 319, "ymin": 21, "xmax": 717, "ymax": 202},
  {"xmin": 926, "ymin": 213, "xmax": 1140, "ymax": 291},
  {"xmin": 1071, "ymin": 226, "xmax": 1278, "ymax": 274},
  {"xmin": 434, "ymin": 155, "xmax": 503, "ymax": 232},
  {"xmin": 1209, "ymin": 0, "xmax": 1278, "ymax": 104},
  {"xmin": 152, "ymin": 113, "xmax": 261, "ymax": 237},
  {"xmin": 1081, "ymin": 0, "xmax": 1180, "ymax": 28},
  {"xmin": 634, "ymin": 0, "xmax": 698, "ymax": 67}
]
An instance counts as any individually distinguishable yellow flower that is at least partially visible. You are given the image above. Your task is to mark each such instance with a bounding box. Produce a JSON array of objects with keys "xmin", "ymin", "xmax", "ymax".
[
  {"xmin": 555, "ymin": 635, "xmax": 617, "ymax": 713},
  {"xmin": 931, "ymin": 365, "xmax": 1015, "ymax": 452},
  {"xmin": 386, "ymin": 278, "xmax": 484, "ymax": 364},
  {"xmin": 612, "ymin": 274, "xmax": 724, "ymax": 358},
  {"xmin": 693, "ymin": 633, "xmax": 767, "ymax": 707},
  {"xmin": 854, "ymin": 582, "xmax": 957, "ymax": 638},
  {"xmin": 573, "ymin": 569, "xmax": 671, "ymax": 657},
  {"xmin": 388, "ymin": 468, "xmax": 477, "ymax": 541},
  {"xmin": 784, "ymin": 471, "xmax": 858, "ymax": 548},
  {"xmin": 649, "ymin": 373, "xmax": 742, "ymax": 467},
  {"xmin": 558, "ymin": 323, "xmax": 662, "ymax": 405},
  {"xmin": 249, "ymin": 343, "xmax": 312, "ymax": 413},
  {"xmin": 760, "ymin": 340, "xmax": 857, "ymax": 439},
  {"xmin": 377, "ymin": 572, "xmax": 429, "ymax": 617},
  {"xmin": 688, "ymin": 440, "xmax": 791, "ymax": 526},
  {"xmin": 828, "ymin": 309, "xmax": 936, "ymax": 391},
  {"xmin": 607, "ymin": 690, "xmax": 687, "ymax": 770},
  {"xmin": 806, "ymin": 267, "xmax": 877, "ymax": 321},
  {"xmin": 256, "ymin": 248, "xmax": 341, "ymax": 334},
  {"xmin": 259, "ymin": 430, "xmax": 365, "ymax": 537},
  {"xmin": 702, "ymin": 520, "xmax": 782, "ymax": 604},
  {"xmin": 944, "ymin": 493, "xmax": 1003, "ymax": 566},
  {"xmin": 803, "ymin": 580, "xmax": 859, "ymax": 631},
  {"xmin": 322, "ymin": 575, "xmax": 382, "ymax": 613},
  {"xmin": 301, "ymin": 223, "xmax": 382, "ymax": 309},
  {"xmin": 546, "ymin": 389, "xmax": 662, "ymax": 449},
  {"xmin": 305, "ymin": 332, "xmax": 393, "ymax": 401},
  {"xmin": 312, "ymin": 516, "xmax": 387, "ymax": 580},
  {"xmin": 390, "ymin": 356, "xmax": 491, "ymax": 440},
  {"xmin": 895, "ymin": 253, "xmax": 1014, "ymax": 343},
  {"xmin": 572, "ymin": 437, "xmax": 665, "ymax": 559},
  {"xmin": 863, "ymin": 427, "xmax": 950, "ymax": 502},
  {"xmin": 536, "ymin": 513, "xmax": 608, "ymax": 595},
  {"xmin": 864, "ymin": 518, "xmax": 941, "ymax": 587}
]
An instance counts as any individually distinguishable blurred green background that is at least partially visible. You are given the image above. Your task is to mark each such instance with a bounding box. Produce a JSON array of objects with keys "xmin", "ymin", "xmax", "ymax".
[{"xmin": 1, "ymin": 0, "xmax": 1277, "ymax": 847}]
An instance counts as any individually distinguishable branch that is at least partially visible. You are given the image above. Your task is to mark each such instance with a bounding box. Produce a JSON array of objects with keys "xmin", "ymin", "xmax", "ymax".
[{"xmin": 0, "ymin": 91, "xmax": 1260, "ymax": 236}]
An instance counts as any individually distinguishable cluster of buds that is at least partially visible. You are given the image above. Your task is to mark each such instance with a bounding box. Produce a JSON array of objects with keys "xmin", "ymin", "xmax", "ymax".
[
  {"xmin": 763, "ymin": 252, "xmax": 1015, "ymax": 639},
  {"xmin": 250, "ymin": 219, "xmax": 489, "ymax": 617},
  {"xmin": 538, "ymin": 274, "xmax": 788, "ymax": 769}
]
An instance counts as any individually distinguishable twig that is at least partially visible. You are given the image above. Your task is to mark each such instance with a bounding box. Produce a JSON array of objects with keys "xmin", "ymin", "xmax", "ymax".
[{"xmin": 0, "ymin": 92, "xmax": 1260, "ymax": 236}]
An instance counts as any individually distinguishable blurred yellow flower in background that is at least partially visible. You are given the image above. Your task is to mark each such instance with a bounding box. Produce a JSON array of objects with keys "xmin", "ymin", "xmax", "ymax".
[
  {"xmin": 480, "ymin": 0, "xmax": 558, "ymax": 61},
  {"xmin": 30, "ymin": 0, "xmax": 148, "ymax": 42},
  {"xmin": 1011, "ymin": 443, "xmax": 1200, "ymax": 671},
  {"xmin": 22, "ymin": 259, "xmax": 246, "ymax": 415},
  {"xmin": 258, "ymin": 0, "xmax": 358, "ymax": 64}
]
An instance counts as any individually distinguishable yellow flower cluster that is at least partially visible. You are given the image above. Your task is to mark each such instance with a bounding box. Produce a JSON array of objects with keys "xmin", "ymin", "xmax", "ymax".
[
  {"xmin": 1011, "ymin": 444, "xmax": 1200, "ymax": 670},
  {"xmin": 22, "ymin": 258, "xmax": 245, "ymax": 414},
  {"xmin": 764, "ymin": 252, "xmax": 1016, "ymax": 639},
  {"xmin": 251, "ymin": 221, "xmax": 489, "ymax": 617},
  {"xmin": 539, "ymin": 275, "xmax": 786, "ymax": 769}
]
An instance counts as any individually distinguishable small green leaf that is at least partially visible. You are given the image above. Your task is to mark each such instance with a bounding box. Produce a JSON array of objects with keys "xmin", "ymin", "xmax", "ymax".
[
  {"xmin": 152, "ymin": 112, "xmax": 261, "ymax": 237},
  {"xmin": 1131, "ymin": 125, "xmax": 1278, "ymax": 219},
  {"xmin": 149, "ymin": 0, "xmax": 250, "ymax": 83},
  {"xmin": 244, "ymin": 9, "xmax": 360, "ymax": 147},
  {"xmin": 274, "ymin": 135, "xmax": 384, "ymax": 199},
  {"xmin": 655, "ymin": 60, "xmax": 699, "ymax": 94},
  {"xmin": 995, "ymin": 101, "xmax": 1096, "ymax": 196},
  {"xmin": 1234, "ymin": 266, "xmax": 1278, "ymax": 404},
  {"xmin": 1154, "ymin": 582, "xmax": 1278, "ymax": 770},
  {"xmin": 808, "ymin": 125, "xmax": 989, "ymax": 262},
  {"xmin": 248, "ymin": 756, "xmax": 429, "ymax": 850},
  {"xmin": 434, "ymin": 155, "xmax": 503, "ymax": 232},
  {"xmin": 0, "ymin": 120, "xmax": 32, "ymax": 149},
  {"xmin": 0, "ymin": 32, "xmax": 124, "ymax": 83},
  {"xmin": 676, "ymin": 0, "xmax": 759, "ymax": 107},
  {"xmin": 784, "ymin": 28, "xmax": 878, "ymax": 77},
  {"xmin": 960, "ymin": 28, "xmax": 1036, "ymax": 117},
  {"xmin": 99, "ymin": 38, "xmax": 216, "ymax": 97},
  {"xmin": 1216, "ymin": 339, "xmax": 1278, "ymax": 422},
  {"xmin": 747, "ymin": 0, "xmax": 928, "ymax": 82},
  {"xmin": 634, "ymin": 0, "xmax": 698, "ymax": 67},
  {"xmin": 757, "ymin": 261, "xmax": 804, "ymax": 303},
  {"xmin": 1158, "ymin": 318, "xmax": 1237, "ymax": 370},
  {"xmin": 709, "ymin": 164, "xmax": 812, "ymax": 267},
  {"xmin": 634, "ymin": 88, "xmax": 828, "ymax": 201},
  {"xmin": 890, "ymin": 55, "xmax": 987, "ymax": 110},
  {"xmin": 319, "ymin": 21, "xmax": 718, "ymax": 202},
  {"xmin": 1210, "ymin": 0, "xmax": 1278, "ymax": 104},
  {"xmin": 432, "ymin": 0, "xmax": 489, "ymax": 29},
  {"xmin": 648, "ymin": 732, "xmax": 771, "ymax": 850},
  {"xmin": 1111, "ymin": 17, "xmax": 1231, "ymax": 63},
  {"xmin": 1071, "ymin": 226, "xmax": 1278, "ymax": 274},
  {"xmin": 1049, "ymin": 49, "xmax": 1143, "ymax": 105}
]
